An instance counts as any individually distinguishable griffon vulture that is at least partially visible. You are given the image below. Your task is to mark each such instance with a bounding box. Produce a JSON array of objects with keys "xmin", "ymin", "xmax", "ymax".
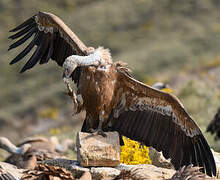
[{"xmin": 8, "ymin": 12, "xmax": 216, "ymax": 176}]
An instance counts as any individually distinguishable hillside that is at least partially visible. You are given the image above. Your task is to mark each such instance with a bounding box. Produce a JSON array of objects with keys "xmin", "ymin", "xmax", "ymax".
[{"xmin": 1, "ymin": 0, "xmax": 220, "ymax": 152}]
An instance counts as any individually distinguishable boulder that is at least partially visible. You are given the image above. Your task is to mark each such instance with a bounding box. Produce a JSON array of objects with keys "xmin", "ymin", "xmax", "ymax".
[
  {"xmin": 76, "ymin": 132, "xmax": 120, "ymax": 167},
  {"xmin": 39, "ymin": 160, "xmax": 175, "ymax": 180},
  {"xmin": 91, "ymin": 167, "xmax": 120, "ymax": 180},
  {"xmin": 116, "ymin": 164, "xmax": 176, "ymax": 180},
  {"xmin": 149, "ymin": 147, "xmax": 174, "ymax": 169}
]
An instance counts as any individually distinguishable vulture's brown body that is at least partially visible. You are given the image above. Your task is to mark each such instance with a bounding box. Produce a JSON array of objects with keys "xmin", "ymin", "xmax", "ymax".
[{"xmin": 8, "ymin": 12, "xmax": 216, "ymax": 176}]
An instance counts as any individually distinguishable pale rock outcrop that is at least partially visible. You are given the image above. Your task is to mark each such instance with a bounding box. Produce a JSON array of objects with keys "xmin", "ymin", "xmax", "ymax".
[
  {"xmin": 76, "ymin": 132, "xmax": 120, "ymax": 167},
  {"xmin": 149, "ymin": 147, "xmax": 174, "ymax": 169}
]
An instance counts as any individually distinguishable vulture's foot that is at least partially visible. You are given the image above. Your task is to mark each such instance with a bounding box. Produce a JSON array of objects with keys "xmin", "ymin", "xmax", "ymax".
[
  {"xmin": 93, "ymin": 130, "xmax": 107, "ymax": 137},
  {"xmin": 90, "ymin": 117, "xmax": 107, "ymax": 137},
  {"xmin": 90, "ymin": 128, "xmax": 107, "ymax": 137}
]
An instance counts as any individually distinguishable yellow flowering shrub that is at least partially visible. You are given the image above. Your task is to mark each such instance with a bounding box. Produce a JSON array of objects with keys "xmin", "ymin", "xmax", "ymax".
[
  {"xmin": 120, "ymin": 137, "xmax": 151, "ymax": 165},
  {"xmin": 38, "ymin": 107, "xmax": 59, "ymax": 120},
  {"xmin": 49, "ymin": 127, "xmax": 62, "ymax": 135},
  {"xmin": 49, "ymin": 126, "xmax": 69, "ymax": 135}
]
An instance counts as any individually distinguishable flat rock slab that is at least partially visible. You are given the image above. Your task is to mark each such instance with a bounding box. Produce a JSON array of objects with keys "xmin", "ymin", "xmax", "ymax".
[
  {"xmin": 149, "ymin": 147, "xmax": 174, "ymax": 169},
  {"xmin": 41, "ymin": 160, "xmax": 176, "ymax": 180},
  {"xmin": 91, "ymin": 167, "xmax": 120, "ymax": 180},
  {"xmin": 76, "ymin": 132, "xmax": 120, "ymax": 167},
  {"xmin": 116, "ymin": 164, "xmax": 176, "ymax": 180}
]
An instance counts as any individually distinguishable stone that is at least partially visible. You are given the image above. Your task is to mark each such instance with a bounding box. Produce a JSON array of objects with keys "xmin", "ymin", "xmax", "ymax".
[
  {"xmin": 71, "ymin": 164, "xmax": 90, "ymax": 178},
  {"xmin": 149, "ymin": 147, "xmax": 174, "ymax": 169},
  {"xmin": 116, "ymin": 164, "xmax": 176, "ymax": 180},
  {"xmin": 79, "ymin": 171, "xmax": 92, "ymax": 180},
  {"xmin": 91, "ymin": 167, "xmax": 120, "ymax": 180},
  {"xmin": 76, "ymin": 132, "xmax": 120, "ymax": 167}
]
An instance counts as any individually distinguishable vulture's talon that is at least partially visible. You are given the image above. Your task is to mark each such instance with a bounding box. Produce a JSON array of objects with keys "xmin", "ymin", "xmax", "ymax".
[
  {"xmin": 91, "ymin": 129, "xmax": 107, "ymax": 137},
  {"xmin": 88, "ymin": 128, "xmax": 95, "ymax": 133},
  {"xmin": 98, "ymin": 130, "xmax": 107, "ymax": 137}
]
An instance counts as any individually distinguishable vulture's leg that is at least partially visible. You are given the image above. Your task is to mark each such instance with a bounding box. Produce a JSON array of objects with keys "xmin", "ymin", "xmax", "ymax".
[
  {"xmin": 91, "ymin": 111, "xmax": 108, "ymax": 137},
  {"xmin": 91, "ymin": 117, "xmax": 107, "ymax": 137}
]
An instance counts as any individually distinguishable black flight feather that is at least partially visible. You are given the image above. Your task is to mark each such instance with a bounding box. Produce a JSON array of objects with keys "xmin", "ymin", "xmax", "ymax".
[
  {"xmin": 9, "ymin": 32, "xmax": 39, "ymax": 65},
  {"xmin": 8, "ymin": 27, "xmax": 37, "ymax": 51},
  {"xmin": 9, "ymin": 17, "xmax": 34, "ymax": 32},
  {"xmin": 20, "ymin": 35, "xmax": 49, "ymax": 73},
  {"xmin": 9, "ymin": 23, "xmax": 35, "ymax": 39}
]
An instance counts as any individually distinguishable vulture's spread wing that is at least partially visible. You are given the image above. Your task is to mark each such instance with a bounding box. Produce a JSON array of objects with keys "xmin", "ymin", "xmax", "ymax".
[
  {"xmin": 110, "ymin": 68, "xmax": 216, "ymax": 176},
  {"xmin": 8, "ymin": 12, "xmax": 89, "ymax": 84}
]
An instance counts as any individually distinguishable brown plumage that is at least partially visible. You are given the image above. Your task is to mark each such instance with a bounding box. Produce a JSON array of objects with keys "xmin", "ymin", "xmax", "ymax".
[
  {"xmin": 8, "ymin": 12, "xmax": 216, "ymax": 176},
  {"xmin": 207, "ymin": 107, "xmax": 220, "ymax": 140},
  {"xmin": 21, "ymin": 164, "xmax": 75, "ymax": 180}
]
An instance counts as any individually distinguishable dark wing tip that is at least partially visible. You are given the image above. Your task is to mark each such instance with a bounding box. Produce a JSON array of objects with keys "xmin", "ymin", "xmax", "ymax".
[
  {"xmin": 20, "ymin": 68, "xmax": 26, "ymax": 73},
  {"xmin": 9, "ymin": 16, "xmax": 35, "ymax": 32},
  {"xmin": 8, "ymin": 27, "xmax": 37, "ymax": 51}
]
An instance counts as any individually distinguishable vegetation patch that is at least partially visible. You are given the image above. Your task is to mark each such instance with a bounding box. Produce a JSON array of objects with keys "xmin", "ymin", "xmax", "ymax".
[{"xmin": 120, "ymin": 137, "xmax": 151, "ymax": 165}]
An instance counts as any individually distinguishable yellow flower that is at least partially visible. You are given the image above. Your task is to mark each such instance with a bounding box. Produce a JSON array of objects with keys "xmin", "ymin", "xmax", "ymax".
[
  {"xmin": 38, "ymin": 107, "xmax": 59, "ymax": 120},
  {"xmin": 120, "ymin": 137, "xmax": 151, "ymax": 165},
  {"xmin": 49, "ymin": 127, "xmax": 61, "ymax": 135}
]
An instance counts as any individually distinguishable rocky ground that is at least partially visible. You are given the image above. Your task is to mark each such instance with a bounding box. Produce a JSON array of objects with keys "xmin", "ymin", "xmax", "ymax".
[{"xmin": 0, "ymin": 132, "xmax": 219, "ymax": 179}]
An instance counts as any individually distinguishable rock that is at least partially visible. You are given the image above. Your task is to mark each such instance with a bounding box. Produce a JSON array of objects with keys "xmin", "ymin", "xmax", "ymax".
[
  {"xmin": 116, "ymin": 164, "xmax": 176, "ymax": 180},
  {"xmin": 169, "ymin": 165, "xmax": 215, "ymax": 180},
  {"xmin": 71, "ymin": 164, "xmax": 90, "ymax": 178},
  {"xmin": 149, "ymin": 147, "xmax": 174, "ymax": 169},
  {"xmin": 79, "ymin": 171, "xmax": 92, "ymax": 180},
  {"xmin": 91, "ymin": 167, "xmax": 120, "ymax": 180},
  {"xmin": 76, "ymin": 132, "xmax": 120, "ymax": 167}
]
